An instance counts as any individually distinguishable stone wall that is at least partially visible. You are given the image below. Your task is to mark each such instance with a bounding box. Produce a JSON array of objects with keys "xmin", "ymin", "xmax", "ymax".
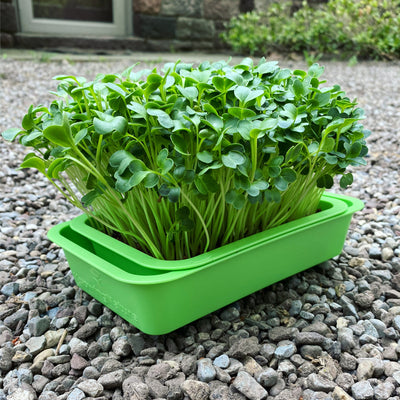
[{"xmin": 132, "ymin": 0, "xmax": 240, "ymax": 51}]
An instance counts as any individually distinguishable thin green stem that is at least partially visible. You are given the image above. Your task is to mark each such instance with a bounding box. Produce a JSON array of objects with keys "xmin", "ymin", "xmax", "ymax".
[
  {"xmin": 181, "ymin": 190, "xmax": 210, "ymax": 254},
  {"xmin": 66, "ymin": 151, "xmax": 163, "ymax": 259}
]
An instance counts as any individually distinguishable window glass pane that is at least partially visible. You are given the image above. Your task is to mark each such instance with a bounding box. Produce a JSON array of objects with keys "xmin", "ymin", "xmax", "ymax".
[{"xmin": 32, "ymin": 0, "xmax": 113, "ymax": 23}]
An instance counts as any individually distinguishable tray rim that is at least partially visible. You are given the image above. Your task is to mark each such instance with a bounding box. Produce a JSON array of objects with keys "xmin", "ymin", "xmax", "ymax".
[{"xmin": 47, "ymin": 192, "xmax": 364, "ymax": 284}]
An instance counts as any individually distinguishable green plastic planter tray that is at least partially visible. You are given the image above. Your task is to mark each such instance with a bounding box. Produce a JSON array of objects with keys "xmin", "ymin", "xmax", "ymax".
[{"xmin": 47, "ymin": 192, "xmax": 363, "ymax": 335}]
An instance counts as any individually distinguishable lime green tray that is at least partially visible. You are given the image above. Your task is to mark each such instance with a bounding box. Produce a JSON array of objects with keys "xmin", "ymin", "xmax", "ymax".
[{"xmin": 47, "ymin": 193, "xmax": 363, "ymax": 335}]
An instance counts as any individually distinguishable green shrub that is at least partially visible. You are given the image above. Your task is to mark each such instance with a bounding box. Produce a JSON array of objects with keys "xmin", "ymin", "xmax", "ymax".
[{"xmin": 222, "ymin": 0, "xmax": 400, "ymax": 60}]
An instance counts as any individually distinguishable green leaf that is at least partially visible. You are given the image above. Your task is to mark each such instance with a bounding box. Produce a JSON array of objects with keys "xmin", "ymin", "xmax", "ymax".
[
  {"xmin": 21, "ymin": 130, "xmax": 42, "ymax": 145},
  {"xmin": 212, "ymin": 76, "xmax": 234, "ymax": 92},
  {"xmin": 128, "ymin": 102, "xmax": 147, "ymax": 118},
  {"xmin": 322, "ymin": 118, "xmax": 356, "ymax": 136},
  {"xmin": 285, "ymin": 144, "xmax": 302, "ymax": 163},
  {"xmin": 147, "ymin": 108, "xmax": 174, "ymax": 129},
  {"xmin": 256, "ymin": 61, "xmax": 279, "ymax": 75},
  {"xmin": 225, "ymin": 70, "xmax": 244, "ymax": 86},
  {"xmin": 340, "ymin": 173, "xmax": 353, "ymax": 189},
  {"xmin": 191, "ymin": 69, "xmax": 211, "ymax": 83},
  {"xmin": 173, "ymin": 119, "xmax": 190, "ymax": 133},
  {"xmin": 183, "ymin": 113, "xmax": 201, "ymax": 129},
  {"xmin": 128, "ymin": 158, "xmax": 149, "ymax": 175},
  {"xmin": 262, "ymin": 146, "xmax": 277, "ymax": 154},
  {"xmin": 53, "ymin": 74, "xmax": 80, "ymax": 82},
  {"xmin": 283, "ymin": 130, "xmax": 302, "ymax": 143},
  {"xmin": 145, "ymin": 73, "xmax": 163, "ymax": 98},
  {"xmin": 347, "ymin": 142, "xmax": 362, "ymax": 158},
  {"xmin": 312, "ymin": 115, "xmax": 332, "ymax": 125},
  {"xmin": 324, "ymin": 154, "xmax": 338, "ymax": 164},
  {"xmin": 317, "ymin": 174, "xmax": 334, "ymax": 188},
  {"xmin": 147, "ymin": 73, "xmax": 163, "ymax": 84},
  {"xmin": 280, "ymin": 103, "xmax": 297, "ymax": 121},
  {"xmin": 265, "ymin": 189, "xmax": 281, "ymax": 203},
  {"xmin": 171, "ymin": 133, "xmax": 189, "ymax": 155},
  {"xmin": 74, "ymin": 128, "xmax": 88, "ymax": 145},
  {"xmin": 260, "ymin": 118, "xmax": 278, "ymax": 130},
  {"xmin": 269, "ymin": 155, "xmax": 284, "ymax": 166},
  {"xmin": 253, "ymin": 180, "xmax": 269, "ymax": 190},
  {"xmin": 106, "ymin": 82, "xmax": 126, "ymax": 96},
  {"xmin": 43, "ymin": 113, "xmax": 74, "ymax": 148},
  {"xmin": 315, "ymin": 92, "xmax": 331, "ymax": 107},
  {"xmin": 278, "ymin": 119, "xmax": 292, "ymax": 129},
  {"xmin": 198, "ymin": 161, "xmax": 223, "ymax": 175},
  {"xmin": 234, "ymin": 86, "xmax": 251, "ymax": 104},
  {"xmin": 249, "ymin": 128, "xmax": 263, "ymax": 140},
  {"xmin": 292, "ymin": 79, "xmax": 305, "ymax": 98},
  {"xmin": 203, "ymin": 103, "xmax": 218, "ymax": 116},
  {"xmin": 204, "ymin": 114, "xmax": 224, "ymax": 131},
  {"xmin": 86, "ymin": 173, "xmax": 97, "ymax": 190},
  {"xmin": 176, "ymin": 206, "xmax": 194, "ymax": 231},
  {"xmin": 293, "ymin": 69, "xmax": 307, "ymax": 78},
  {"xmin": 245, "ymin": 89, "xmax": 264, "ymax": 103},
  {"xmin": 247, "ymin": 180, "xmax": 269, "ymax": 196},
  {"xmin": 281, "ymin": 168, "xmax": 297, "ymax": 183},
  {"xmin": 273, "ymin": 68, "xmax": 291, "ymax": 82},
  {"xmin": 93, "ymin": 116, "xmax": 128, "ymax": 136},
  {"xmin": 121, "ymin": 63, "xmax": 139, "ymax": 79},
  {"xmin": 20, "ymin": 154, "xmax": 46, "ymax": 174},
  {"xmin": 125, "ymin": 170, "xmax": 149, "ymax": 190},
  {"xmin": 274, "ymin": 176, "xmax": 288, "ymax": 191},
  {"xmin": 47, "ymin": 158, "xmax": 69, "ymax": 179},
  {"xmin": 179, "ymin": 217, "xmax": 195, "ymax": 231},
  {"xmin": 234, "ymin": 174, "xmax": 250, "ymax": 190},
  {"xmin": 201, "ymin": 174, "xmax": 219, "ymax": 193},
  {"xmin": 197, "ymin": 151, "xmax": 214, "ymax": 164},
  {"xmin": 236, "ymin": 57, "xmax": 253, "ymax": 69},
  {"xmin": 143, "ymin": 173, "xmax": 159, "ymax": 188},
  {"xmin": 117, "ymin": 168, "xmax": 147, "ymax": 193},
  {"xmin": 157, "ymin": 148, "xmax": 174, "ymax": 174},
  {"xmin": 182, "ymin": 169, "xmax": 195, "ymax": 184},
  {"xmin": 267, "ymin": 166, "xmax": 280, "ymax": 178},
  {"xmin": 109, "ymin": 151, "xmax": 153, "ymax": 192},
  {"xmin": 308, "ymin": 142, "xmax": 319, "ymax": 153},
  {"xmin": 308, "ymin": 64, "xmax": 324, "ymax": 78},
  {"xmin": 176, "ymin": 206, "xmax": 190, "ymax": 220},
  {"xmin": 81, "ymin": 189, "xmax": 102, "ymax": 206},
  {"xmin": 2, "ymin": 128, "xmax": 23, "ymax": 141},
  {"xmin": 109, "ymin": 96, "xmax": 127, "ymax": 114},
  {"xmin": 109, "ymin": 150, "xmax": 134, "ymax": 173},
  {"xmin": 237, "ymin": 120, "xmax": 252, "ymax": 140},
  {"xmin": 226, "ymin": 189, "xmax": 245, "ymax": 209},
  {"xmin": 194, "ymin": 176, "xmax": 208, "ymax": 195},
  {"xmin": 222, "ymin": 151, "xmax": 245, "ymax": 168},
  {"xmin": 177, "ymin": 85, "xmax": 198, "ymax": 102},
  {"xmin": 321, "ymin": 137, "xmax": 335, "ymax": 152},
  {"xmin": 22, "ymin": 113, "xmax": 35, "ymax": 130},
  {"xmin": 228, "ymin": 107, "xmax": 256, "ymax": 120},
  {"xmin": 168, "ymin": 187, "xmax": 181, "ymax": 203}
]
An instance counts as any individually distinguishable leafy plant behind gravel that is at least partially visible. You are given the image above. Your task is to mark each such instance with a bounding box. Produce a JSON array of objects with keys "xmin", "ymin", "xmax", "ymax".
[
  {"xmin": 2, "ymin": 58, "xmax": 369, "ymax": 260},
  {"xmin": 222, "ymin": 0, "xmax": 400, "ymax": 60}
]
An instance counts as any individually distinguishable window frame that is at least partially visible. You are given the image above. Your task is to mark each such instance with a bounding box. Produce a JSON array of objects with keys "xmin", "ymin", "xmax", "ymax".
[{"xmin": 17, "ymin": 0, "xmax": 132, "ymax": 36}]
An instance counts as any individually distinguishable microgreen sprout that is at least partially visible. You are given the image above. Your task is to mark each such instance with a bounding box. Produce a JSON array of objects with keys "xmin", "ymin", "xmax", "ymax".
[{"xmin": 2, "ymin": 58, "xmax": 369, "ymax": 260}]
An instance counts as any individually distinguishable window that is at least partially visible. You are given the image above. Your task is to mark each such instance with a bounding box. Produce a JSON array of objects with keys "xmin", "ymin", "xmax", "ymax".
[{"xmin": 17, "ymin": 0, "xmax": 132, "ymax": 36}]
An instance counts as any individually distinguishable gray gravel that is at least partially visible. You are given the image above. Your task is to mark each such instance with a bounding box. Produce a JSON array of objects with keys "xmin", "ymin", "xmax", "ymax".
[{"xmin": 0, "ymin": 53, "xmax": 400, "ymax": 400}]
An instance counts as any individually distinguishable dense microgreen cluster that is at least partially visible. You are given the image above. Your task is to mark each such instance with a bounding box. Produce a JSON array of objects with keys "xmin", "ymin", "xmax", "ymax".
[
  {"xmin": 223, "ymin": 0, "xmax": 400, "ymax": 60},
  {"xmin": 2, "ymin": 58, "xmax": 369, "ymax": 260}
]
